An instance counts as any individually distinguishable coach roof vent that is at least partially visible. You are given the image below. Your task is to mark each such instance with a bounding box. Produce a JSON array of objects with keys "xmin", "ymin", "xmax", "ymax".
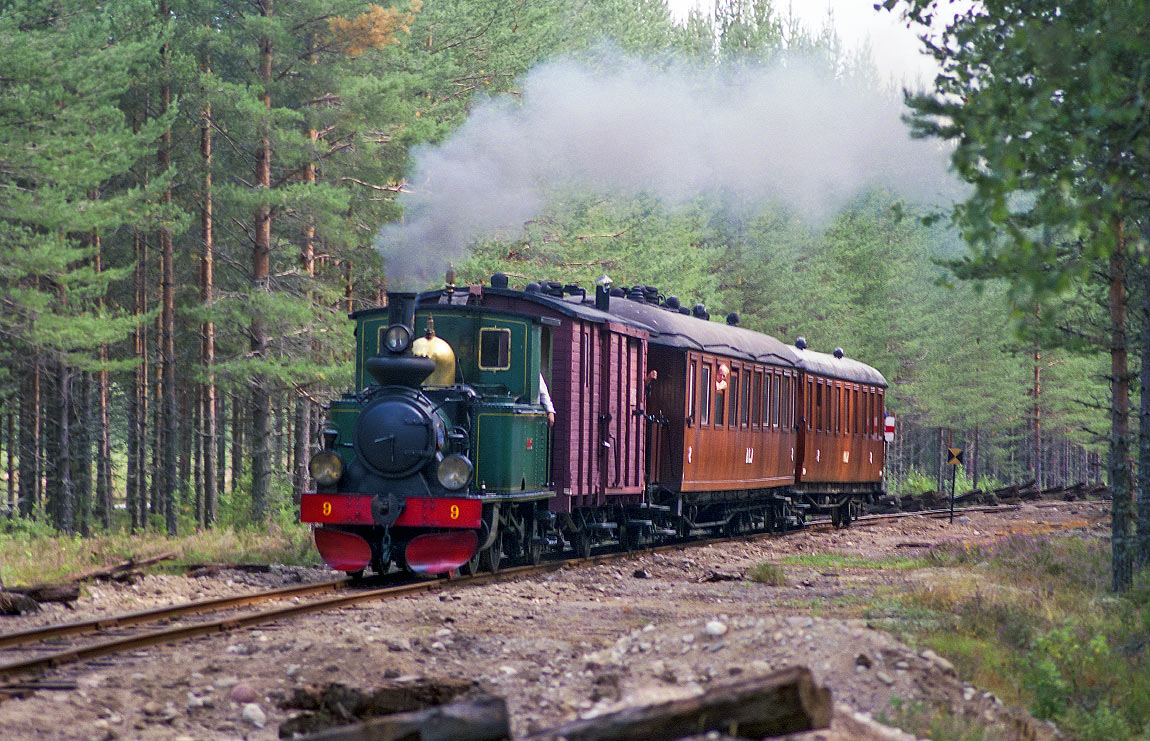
[
  {"xmin": 664, "ymin": 295, "xmax": 680, "ymax": 311},
  {"xmin": 490, "ymin": 273, "xmax": 509, "ymax": 289},
  {"xmin": 833, "ymin": 347, "xmax": 844, "ymax": 358},
  {"xmin": 594, "ymin": 274, "xmax": 612, "ymax": 311},
  {"xmin": 692, "ymin": 303, "xmax": 709, "ymax": 320},
  {"xmin": 795, "ymin": 336, "xmax": 808, "ymax": 350},
  {"xmin": 726, "ymin": 312, "xmax": 739, "ymax": 326}
]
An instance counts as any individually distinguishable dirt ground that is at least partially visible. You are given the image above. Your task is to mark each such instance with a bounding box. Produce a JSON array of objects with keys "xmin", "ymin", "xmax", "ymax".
[{"xmin": 0, "ymin": 501, "xmax": 1107, "ymax": 740}]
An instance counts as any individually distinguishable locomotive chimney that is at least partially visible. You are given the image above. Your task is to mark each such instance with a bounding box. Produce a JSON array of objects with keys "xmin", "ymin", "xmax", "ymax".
[{"xmin": 386, "ymin": 291, "xmax": 417, "ymax": 331}]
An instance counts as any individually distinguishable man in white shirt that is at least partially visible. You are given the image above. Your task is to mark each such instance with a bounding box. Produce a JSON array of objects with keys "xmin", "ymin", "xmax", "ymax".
[{"xmin": 539, "ymin": 373, "xmax": 555, "ymax": 426}]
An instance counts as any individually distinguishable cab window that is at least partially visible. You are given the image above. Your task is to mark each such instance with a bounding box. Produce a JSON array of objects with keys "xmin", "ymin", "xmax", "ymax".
[{"xmin": 478, "ymin": 328, "xmax": 511, "ymax": 370}]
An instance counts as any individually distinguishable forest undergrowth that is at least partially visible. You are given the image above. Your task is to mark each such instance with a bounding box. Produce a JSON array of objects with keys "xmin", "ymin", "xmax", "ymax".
[
  {"xmin": 0, "ymin": 513, "xmax": 317, "ymax": 587},
  {"xmin": 879, "ymin": 534, "xmax": 1150, "ymax": 740}
]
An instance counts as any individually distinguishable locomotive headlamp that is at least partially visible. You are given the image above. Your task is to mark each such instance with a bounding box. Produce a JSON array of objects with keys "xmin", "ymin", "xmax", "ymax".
[
  {"xmin": 309, "ymin": 450, "xmax": 343, "ymax": 486},
  {"xmin": 383, "ymin": 324, "xmax": 412, "ymax": 354},
  {"xmin": 436, "ymin": 454, "xmax": 472, "ymax": 491}
]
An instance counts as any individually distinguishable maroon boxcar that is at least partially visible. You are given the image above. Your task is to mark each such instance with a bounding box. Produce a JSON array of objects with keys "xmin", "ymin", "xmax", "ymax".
[{"xmin": 468, "ymin": 286, "xmax": 649, "ymax": 513}]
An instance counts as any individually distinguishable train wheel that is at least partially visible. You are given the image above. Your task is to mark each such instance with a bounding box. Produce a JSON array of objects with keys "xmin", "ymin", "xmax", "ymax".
[
  {"xmin": 481, "ymin": 531, "xmax": 503, "ymax": 573},
  {"xmin": 831, "ymin": 506, "xmax": 843, "ymax": 529},
  {"xmin": 526, "ymin": 518, "xmax": 544, "ymax": 566},
  {"xmin": 459, "ymin": 550, "xmax": 481, "ymax": 576},
  {"xmin": 622, "ymin": 525, "xmax": 641, "ymax": 552},
  {"xmin": 840, "ymin": 502, "xmax": 853, "ymax": 528},
  {"xmin": 572, "ymin": 529, "xmax": 592, "ymax": 559}
]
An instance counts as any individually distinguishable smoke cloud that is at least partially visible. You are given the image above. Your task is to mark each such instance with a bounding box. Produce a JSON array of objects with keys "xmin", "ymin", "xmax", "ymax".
[{"xmin": 376, "ymin": 55, "xmax": 953, "ymax": 288}]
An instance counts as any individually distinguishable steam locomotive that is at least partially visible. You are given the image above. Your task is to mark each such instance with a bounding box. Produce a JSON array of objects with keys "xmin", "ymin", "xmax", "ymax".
[{"xmin": 301, "ymin": 273, "xmax": 888, "ymax": 576}]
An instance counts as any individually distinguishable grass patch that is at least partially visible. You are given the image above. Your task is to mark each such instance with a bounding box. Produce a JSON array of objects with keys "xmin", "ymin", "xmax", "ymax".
[
  {"xmin": 877, "ymin": 696, "xmax": 1005, "ymax": 741},
  {"xmin": 748, "ymin": 562, "xmax": 787, "ymax": 585},
  {"xmin": 778, "ymin": 552, "xmax": 931, "ymax": 570},
  {"xmin": 0, "ymin": 519, "xmax": 319, "ymax": 586},
  {"xmin": 880, "ymin": 533, "xmax": 1150, "ymax": 741}
]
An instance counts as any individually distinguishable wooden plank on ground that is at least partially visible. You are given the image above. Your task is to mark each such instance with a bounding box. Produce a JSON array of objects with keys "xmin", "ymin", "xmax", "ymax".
[{"xmin": 526, "ymin": 665, "xmax": 831, "ymax": 741}]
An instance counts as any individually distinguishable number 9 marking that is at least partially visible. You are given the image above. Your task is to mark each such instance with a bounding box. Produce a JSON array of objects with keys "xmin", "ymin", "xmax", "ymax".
[
  {"xmin": 322, "ymin": 501, "xmax": 332, "ymax": 517},
  {"xmin": 450, "ymin": 505, "xmax": 460, "ymax": 520}
]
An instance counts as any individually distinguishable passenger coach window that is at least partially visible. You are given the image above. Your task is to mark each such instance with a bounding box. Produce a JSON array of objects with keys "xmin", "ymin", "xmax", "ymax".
[
  {"xmin": 700, "ymin": 365, "xmax": 711, "ymax": 425},
  {"xmin": 728, "ymin": 371, "xmax": 738, "ymax": 428},
  {"xmin": 478, "ymin": 327, "xmax": 511, "ymax": 370},
  {"xmin": 715, "ymin": 365, "xmax": 727, "ymax": 426},
  {"xmin": 687, "ymin": 361, "xmax": 696, "ymax": 421},
  {"xmin": 753, "ymin": 372, "xmax": 762, "ymax": 426},
  {"xmin": 814, "ymin": 382, "xmax": 823, "ymax": 431},
  {"xmin": 772, "ymin": 375, "xmax": 781, "ymax": 427},
  {"xmin": 741, "ymin": 370, "xmax": 751, "ymax": 426},
  {"xmin": 782, "ymin": 376, "xmax": 790, "ymax": 427}
]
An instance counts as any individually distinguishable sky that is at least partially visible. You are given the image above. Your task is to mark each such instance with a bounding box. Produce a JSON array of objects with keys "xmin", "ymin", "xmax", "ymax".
[{"xmin": 667, "ymin": 0, "xmax": 941, "ymax": 86}]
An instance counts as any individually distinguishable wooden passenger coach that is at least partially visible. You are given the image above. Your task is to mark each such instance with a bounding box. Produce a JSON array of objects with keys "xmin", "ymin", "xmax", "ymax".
[
  {"xmin": 606, "ymin": 299, "xmax": 802, "ymax": 496},
  {"xmin": 794, "ymin": 348, "xmax": 887, "ymax": 491}
]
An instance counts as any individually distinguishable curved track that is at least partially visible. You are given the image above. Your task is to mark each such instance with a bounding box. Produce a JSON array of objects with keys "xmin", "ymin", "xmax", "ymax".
[{"xmin": 0, "ymin": 503, "xmax": 1021, "ymax": 687}]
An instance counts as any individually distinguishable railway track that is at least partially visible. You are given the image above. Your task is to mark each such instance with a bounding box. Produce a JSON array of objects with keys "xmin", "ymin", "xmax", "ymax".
[{"xmin": 0, "ymin": 503, "xmax": 1027, "ymax": 688}]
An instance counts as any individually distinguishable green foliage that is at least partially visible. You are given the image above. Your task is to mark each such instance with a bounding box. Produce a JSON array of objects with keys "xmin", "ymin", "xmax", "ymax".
[
  {"xmin": 878, "ymin": 696, "xmax": 1000, "ymax": 741},
  {"xmin": 889, "ymin": 534, "xmax": 1150, "ymax": 738},
  {"xmin": 747, "ymin": 561, "xmax": 786, "ymax": 585},
  {"xmin": 895, "ymin": 0, "xmax": 1150, "ymax": 297},
  {"xmin": 894, "ymin": 467, "xmax": 1008, "ymax": 498},
  {"xmin": 779, "ymin": 553, "xmax": 929, "ymax": 570}
]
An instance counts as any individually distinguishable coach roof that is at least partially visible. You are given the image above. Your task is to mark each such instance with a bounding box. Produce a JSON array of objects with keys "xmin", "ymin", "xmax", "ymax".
[
  {"xmin": 793, "ymin": 347, "xmax": 888, "ymax": 388},
  {"xmin": 603, "ymin": 297, "xmax": 799, "ymax": 368},
  {"xmin": 603, "ymin": 295, "xmax": 887, "ymax": 387}
]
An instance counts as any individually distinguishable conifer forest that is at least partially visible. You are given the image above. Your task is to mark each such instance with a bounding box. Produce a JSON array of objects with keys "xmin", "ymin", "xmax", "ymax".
[{"xmin": 1, "ymin": 0, "xmax": 1147, "ymax": 589}]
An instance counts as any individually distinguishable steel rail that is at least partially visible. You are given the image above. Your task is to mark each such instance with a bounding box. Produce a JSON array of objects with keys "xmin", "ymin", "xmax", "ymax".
[
  {"xmin": 0, "ymin": 564, "xmax": 562, "ymax": 684},
  {"xmin": 0, "ymin": 502, "xmax": 1055, "ymax": 686},
  {"xmin": 0, "ymin": 577, "xmax": 360, "ymax": 651}
]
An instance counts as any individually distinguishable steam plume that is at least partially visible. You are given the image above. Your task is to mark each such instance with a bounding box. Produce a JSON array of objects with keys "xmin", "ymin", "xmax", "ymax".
[{"xmin": 376, "ymin": 55, "xmax": 952, "ymax": 287}]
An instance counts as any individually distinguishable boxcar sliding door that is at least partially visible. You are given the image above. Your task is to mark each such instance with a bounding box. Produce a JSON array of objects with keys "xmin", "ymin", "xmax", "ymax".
[{"xmin": 598, "ymin": 326, "xmax": 646, "ymax": 496}]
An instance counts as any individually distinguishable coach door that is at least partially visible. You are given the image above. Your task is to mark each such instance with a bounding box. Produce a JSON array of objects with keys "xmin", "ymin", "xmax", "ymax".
[{"xmin": 598, "ymin": 326, "xmax": 645, "ymax": 496}]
